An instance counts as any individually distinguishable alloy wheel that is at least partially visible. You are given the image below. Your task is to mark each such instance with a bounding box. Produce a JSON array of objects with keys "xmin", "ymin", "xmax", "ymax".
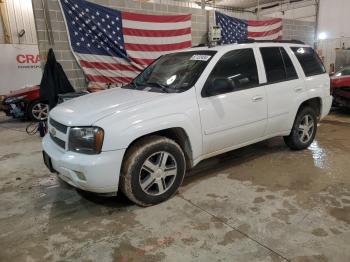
[
  {"xmin": 32, "ymin": 103, "xmax": 48, "ymax": 121},
  {"xmin": 298, "ymin": 114, "xmax": 315, "ymax": 143},
  {"xmin": 139, "ymin": 151, "xmax": 178, "ymax": 196}
]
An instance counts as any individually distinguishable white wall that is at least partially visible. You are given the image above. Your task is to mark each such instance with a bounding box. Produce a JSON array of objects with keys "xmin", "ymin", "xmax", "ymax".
[
  {"xmin": 318, "ymin": 0, "xmax": 350, "ymax": 39},
  {"xmin": 0, "ymin": 44, "xmax": 42, "ymax": 93},
  {"xmin": 266, "ymin": 5, "xmax": 316, "ymax": 22},
  {"xmin": 316, "ymin": 0, "xmax": 350, "ymax": 72},
  {"xmin": 258, "ymin": 0, "xmax": 316, "ymax": 22}
]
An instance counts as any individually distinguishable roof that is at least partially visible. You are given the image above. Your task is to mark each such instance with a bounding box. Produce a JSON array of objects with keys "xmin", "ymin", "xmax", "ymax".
[{"xmin": 188, "ymin": 40, "xmax": 310, "ymax": 52}]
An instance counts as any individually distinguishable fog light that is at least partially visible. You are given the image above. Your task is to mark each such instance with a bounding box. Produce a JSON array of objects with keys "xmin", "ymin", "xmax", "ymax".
[{"xmin": 75, "ymin": 171, "xmax": 86, "ymax": 181}]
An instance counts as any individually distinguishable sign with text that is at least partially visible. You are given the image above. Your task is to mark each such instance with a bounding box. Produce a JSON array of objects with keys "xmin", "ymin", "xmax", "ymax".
[{"xmin": 0, "ymin": 44, "xmax": 42, "ymax": 94}]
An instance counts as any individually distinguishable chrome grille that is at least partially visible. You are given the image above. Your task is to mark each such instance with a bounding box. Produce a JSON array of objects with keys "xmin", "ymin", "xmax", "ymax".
[
  {"xmin": 49, "ymin": 118, "xmax": 68, "ymax": 134},
  {"xmin": 50, "ymin": 133, "xmax": 66, "ymax": 149}
]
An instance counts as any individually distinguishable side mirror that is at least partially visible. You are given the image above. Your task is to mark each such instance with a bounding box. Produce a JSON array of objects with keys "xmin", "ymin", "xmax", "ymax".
[{"xmin": 204, "ymin": 77, "xmax": 235, "ymax": 97}]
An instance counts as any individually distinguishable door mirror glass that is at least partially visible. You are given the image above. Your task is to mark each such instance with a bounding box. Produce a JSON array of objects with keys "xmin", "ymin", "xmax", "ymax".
[{"xmin": 205, "ymin": 77, "xmax": 234, "ymax": 96}]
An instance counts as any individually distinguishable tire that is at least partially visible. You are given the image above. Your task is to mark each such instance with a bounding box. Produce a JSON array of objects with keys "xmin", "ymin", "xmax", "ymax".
[
  {"xmin": 28, "ymin": 101, "xmax": 48, "ymax": 121},
  {"xmin": 284, "ymin": 106, "xmax": 317, "ymax": 150},
  {"xmin": 120, "ymin": 136, "xmax": 186, "ymax": 206}
]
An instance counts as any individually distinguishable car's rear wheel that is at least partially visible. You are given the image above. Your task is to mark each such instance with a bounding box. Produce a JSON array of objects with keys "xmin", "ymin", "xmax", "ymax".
[
  {"xmin": 28, "ymin": 101, "xmax": 48, "ymax": 121},
  {"xmin": 284, "ymin": 106, "xmax": 317, "ymax": 150},
  {"xmin": 120, "ymin": 136, "xmax": 186, "ymax": 206}
]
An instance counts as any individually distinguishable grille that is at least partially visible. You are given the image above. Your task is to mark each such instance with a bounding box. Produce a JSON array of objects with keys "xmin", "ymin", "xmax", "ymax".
[
  {"xmin": 50, "ymin": 133, "xmax": 66, "ymax": 149},
  {"xmin": 50, "ymin": 118, "xmax": 68, "ymax": 134}
]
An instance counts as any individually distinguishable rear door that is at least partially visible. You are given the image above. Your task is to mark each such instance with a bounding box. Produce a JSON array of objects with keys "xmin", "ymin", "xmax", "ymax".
[
  {"xmin": 258, "ymin": 46, "xmax": 305, "ymax": 135},
  {"xmin": 290, "ymin": 46, "xmax": 329, "ymax": 98}
]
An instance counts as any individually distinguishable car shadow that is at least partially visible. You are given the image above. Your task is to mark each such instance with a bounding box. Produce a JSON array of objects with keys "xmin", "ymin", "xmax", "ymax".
[
  {"xmin": 74, "ymin": 137, "xmax": 289, "ymax": 208},
  {"xmin": 183, "ymin": 137, "xmax": 288, "ymax": 187},
  {"xmin": 75, "ymin": 188, "xmax": 134, "ymax": 208},
  {"xmin": 331, "ymin": 106, "xmax": 350, "ymax": 115}
]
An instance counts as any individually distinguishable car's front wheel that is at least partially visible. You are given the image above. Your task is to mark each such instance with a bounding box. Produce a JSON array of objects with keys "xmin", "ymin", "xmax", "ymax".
[
  {"xmin": 120, "ymin": 136, "xmax": 186, "ymax": 206},
  {"xmin": 28, "ymin": 100, "xmax": 48, "ymax": 121},
  {"xmin": 284, "ymin": 106, "xmax": 317, "ymax": 150}
]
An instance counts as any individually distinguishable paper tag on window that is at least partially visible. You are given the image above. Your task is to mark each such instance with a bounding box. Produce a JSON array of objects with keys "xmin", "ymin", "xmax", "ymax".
[{"xmin": 190, "ymin": 55, "xmax": 211, "ymax": 61}]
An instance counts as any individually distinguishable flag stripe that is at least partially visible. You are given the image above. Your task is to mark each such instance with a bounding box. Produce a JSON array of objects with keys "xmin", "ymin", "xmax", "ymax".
[
  {"xmin": 248, "ymin": 26, "xmax": 283, "ymax": 37},
  {"xmin": 83, "ymin": 67, "xmax": 137, "ymax": 78},
  {"xmin": 247, "ymin": 18, "xmax": 282, "ymax": 27},
  {"xmin": 86, "ymin": 74, "xmax": 134, "ymax": 84},
  {"xmin": 129, "ymin": 57, "xmax": 155, "ymax": 66},
  {"xmin": 125, "ymin": 41, "xmax": 192, "ymax": 52},
  {"xmin": 122, "ymin": 19, "xmax": 191, "ymax": 30},
  {"xmin": 80, "ymin": 60, "xmax": 140, "ymax": 72},
  {"xmin": 123, "ymin": 27, "xmax": 191, "ymax": 37},
  {"xmin": 247, "ymin": 22, "xmax": 282, "ymax": 33},
  {"xmin": 122, "ymin": 12, "xmax": 191, "ymax": 23},
  {"xmin": 77, "ymin": 53, "xmax": 135, "ymax": 66},
  {"xmin": 124, "ymin": 34, "xmax": 192, "ymax": 45},
  {"xmin": 127, "ymin": 50, "xmax": 172, "ymax": 60},
  {"xmin": 251, "ymin": 31, "xmax": 282, "ymax": 40}
]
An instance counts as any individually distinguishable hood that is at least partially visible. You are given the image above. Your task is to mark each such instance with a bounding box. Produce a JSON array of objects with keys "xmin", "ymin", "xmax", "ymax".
[
  {"xmin": 49, "ymin": 88, "xmax": 165, "ymax": 126},
  {"xmin": 5, "ymin": 85, "xmax": 39, "ymax": 97}
]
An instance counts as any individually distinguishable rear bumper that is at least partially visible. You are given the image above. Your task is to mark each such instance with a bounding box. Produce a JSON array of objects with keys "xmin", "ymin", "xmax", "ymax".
[
  {"xmin": 321, "ymin": 95, "xmax": 333, "ymax": 119},
  {"xmin": 42, "ymin": 134, "xmax": 125, "ymax": 193}
]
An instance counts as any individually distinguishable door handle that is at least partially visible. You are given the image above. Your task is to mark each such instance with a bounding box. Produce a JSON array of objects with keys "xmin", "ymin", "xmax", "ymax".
[
  {"xmin": 294, "ymin": 87, "xmax": 303, "ymax": 92},
  {"xmin": 252, "ymin": 96, "xmax": 263, "ymax": 102}
]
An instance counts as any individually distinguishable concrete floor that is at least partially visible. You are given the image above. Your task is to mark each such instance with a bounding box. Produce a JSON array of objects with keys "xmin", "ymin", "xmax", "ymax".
[{"xmin": 0, "ymin": 109, "xmax": 349, "ymax": 262}]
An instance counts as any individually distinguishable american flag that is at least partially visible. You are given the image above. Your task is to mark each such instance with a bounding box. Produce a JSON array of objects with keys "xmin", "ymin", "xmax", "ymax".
[
  {"xmin": 215, "ymin": 11, "xmax": 282, "ymax": 44},
  {"xmin": 59, "ymin": 0, "xmax": 192, "ymax": 86}
]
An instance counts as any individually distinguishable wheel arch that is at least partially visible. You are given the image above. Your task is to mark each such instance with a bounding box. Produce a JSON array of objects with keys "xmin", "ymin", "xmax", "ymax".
[
  {"xmin": 124, "ymin": 127, "xmax": 194, "ymax": 170},
  {"xmin": 297, "ymin": 97, "xmax": 322, "ymax": 120}
]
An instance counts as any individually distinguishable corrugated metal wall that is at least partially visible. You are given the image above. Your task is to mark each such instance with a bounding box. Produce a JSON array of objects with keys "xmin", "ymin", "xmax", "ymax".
[{"xmin": 0, "ymin": 0, "xmax": 37, "ymax": 44}]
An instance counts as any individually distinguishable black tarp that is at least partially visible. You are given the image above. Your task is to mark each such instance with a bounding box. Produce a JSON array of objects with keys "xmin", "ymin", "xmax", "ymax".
[{"xmin": 39, "ymin": 48, "xmax": 74, "ymax": 109}]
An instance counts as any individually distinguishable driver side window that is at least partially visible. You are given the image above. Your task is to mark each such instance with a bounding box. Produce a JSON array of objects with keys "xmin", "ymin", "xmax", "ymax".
[{"xmin": 202, "ymin": 48, "xmax": 259, "ymax": 97}]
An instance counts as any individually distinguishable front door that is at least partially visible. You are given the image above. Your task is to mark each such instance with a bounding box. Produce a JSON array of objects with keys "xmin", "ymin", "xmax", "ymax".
[{"xmin": 197, "ymin": 48, "xmax": 268, "ymax": 155}]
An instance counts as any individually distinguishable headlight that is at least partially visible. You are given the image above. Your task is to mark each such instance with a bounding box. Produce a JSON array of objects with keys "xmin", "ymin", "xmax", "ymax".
[
  {"xmin": 4, "ymin": 95, "xmax": 26, "ymax": 104},
  {"xmin": 68, "ymin": 127, "xmax": 104, "ymax": 154}
]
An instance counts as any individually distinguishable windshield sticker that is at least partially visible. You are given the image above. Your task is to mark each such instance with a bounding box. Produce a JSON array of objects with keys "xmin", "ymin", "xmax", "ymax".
[{"xmin": 190, "ymin": 55, "xmax": 211, "ymax": 61}]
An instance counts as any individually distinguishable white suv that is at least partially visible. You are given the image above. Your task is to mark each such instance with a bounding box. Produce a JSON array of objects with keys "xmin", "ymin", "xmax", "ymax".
[{"xmin": 43, "ymin": 41, "xmax": 332, "ymax": 206}]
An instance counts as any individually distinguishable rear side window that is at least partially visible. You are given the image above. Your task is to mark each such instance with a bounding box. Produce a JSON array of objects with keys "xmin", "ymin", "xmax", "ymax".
[
  {"xmin": 260, "ymin": 47, "xmax": 297, "ymax": 83},
  {"xmin": 291, "ymin": 47, "xmax": 326, "ymax": 76},
  {"xmin": 280, "ymin": 48, "xmax": 298, "ymax": 79}
]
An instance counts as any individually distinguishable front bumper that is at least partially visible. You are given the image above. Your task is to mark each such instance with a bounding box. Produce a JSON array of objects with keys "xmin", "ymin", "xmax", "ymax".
[{"xmin": 42, "ymin": 134, "xmax": 125, "ymax": 193}]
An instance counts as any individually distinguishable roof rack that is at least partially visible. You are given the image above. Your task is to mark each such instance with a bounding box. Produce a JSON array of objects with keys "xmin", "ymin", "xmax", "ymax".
[
  {"xmin": 191, "ymin": 43, "xmax": 207, "ymax": 48},
  {"xmin": 238, "ymin": 39, "xmax": 305, "ymax": 44}
]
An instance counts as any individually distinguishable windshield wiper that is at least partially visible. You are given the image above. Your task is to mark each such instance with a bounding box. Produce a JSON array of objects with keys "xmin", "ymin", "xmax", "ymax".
[
  {"xmin": 130, "ymin": 81, "xmax": 138, "ymax": 89},
  {"xmin": 146, "ymin": 82, "xmax": 170, "ymax": 93}
]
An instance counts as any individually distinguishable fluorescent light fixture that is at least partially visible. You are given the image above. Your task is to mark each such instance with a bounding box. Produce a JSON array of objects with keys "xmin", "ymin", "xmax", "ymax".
[{"xmin": 318, "ymin": 32, "xmax": 327, "ymax": 40}]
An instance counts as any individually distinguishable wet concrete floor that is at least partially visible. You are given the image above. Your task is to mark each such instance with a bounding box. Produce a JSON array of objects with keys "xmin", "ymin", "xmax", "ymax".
[{"xmin": 0, "ymin": 109, "xmax": 349, "ymax": 261}]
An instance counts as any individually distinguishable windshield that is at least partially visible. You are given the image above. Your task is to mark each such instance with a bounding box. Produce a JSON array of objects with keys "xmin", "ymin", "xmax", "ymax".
[
  {"xmin": 124, "ymin": 50, "xmax": 216, "ymax": 93},
  {"xmin": 335, "ymin": 66, "xmax": 350, "ymax": 76}
]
